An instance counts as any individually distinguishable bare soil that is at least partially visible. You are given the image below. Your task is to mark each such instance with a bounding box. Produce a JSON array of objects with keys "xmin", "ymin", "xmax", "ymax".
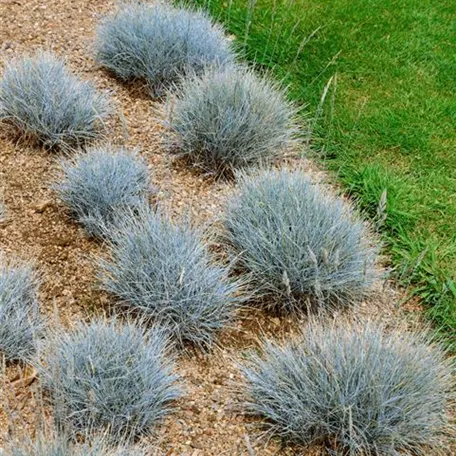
[{"xmin": 0, "ymin": 1, "xmax": 440, "ymax": 454}]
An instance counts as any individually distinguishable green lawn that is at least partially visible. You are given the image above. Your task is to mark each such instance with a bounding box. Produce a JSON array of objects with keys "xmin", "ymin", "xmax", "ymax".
[{"xmin": 193, "ymin": 0, "xmax": 456, "ymax": 347}]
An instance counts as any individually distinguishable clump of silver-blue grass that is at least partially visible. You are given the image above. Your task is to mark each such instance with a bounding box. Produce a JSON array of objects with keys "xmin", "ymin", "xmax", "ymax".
[
  {"xmin": 95, "ymin": 2, "xmax": 234, "ymax": 97},
  {"xmin": 0, "ymin": 51, "xmax": 111, "ymax": 150},
  {"xmin": 98, "ymin": 208, "xmax": 242, "ymax": 349},
  {"xmin": 241, "ymin": 321, "xmax": 454, "ymax": 455},
  {"xmin": 7, "ymin": 433, "xmax": 148, "ymax": 456},
  {"xmin": 37, "ymin": 318, "xmax": 180, "ymax": 442},
  {"xmin": 167, "ymin": 66, "xmax": 299, "ymax": 176},
  {"xmin": 224, "ymin": 168, "xmax": 378, "ymax": 310},
  {"xmin": 0, "ymin": 258, "xmax": 42, "ymax": 362},
  {"xmin": 54, "ymin": 146, "xmax": 151, "ymax": 239}
]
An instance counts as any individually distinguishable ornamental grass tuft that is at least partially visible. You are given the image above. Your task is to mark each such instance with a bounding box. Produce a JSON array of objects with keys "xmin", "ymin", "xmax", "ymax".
[
  {"xmin": 0, "ymin": 258, "xmax": 42, "ymax": 362},
  {"xmin": 0, "ymin": 51, "xmax": 110, "ymax": 150},
  {"xmin": 242, "ymin": 321, "xmax": 454, "ymax": 455},
  {"xmin": 38, "ymin": 318, "xmax": 180, "ymax": 442},
  {"xmin": 95, "ymin": 2, "xmax": 234, "ymax": 97},
  {"xmin": 224, "ymin": 168, "xmax": 378, "ymax": 310},
  {"xmin": 54, "ymin": 146, "xmax": 151, "ymax": 239},
  {"xmin": 167, "ymin": 66, "xmax": 299, "ymax": 175},
  {"xmin": 98, "ymin": 208, "xmax": 242, "ymax": 348}
]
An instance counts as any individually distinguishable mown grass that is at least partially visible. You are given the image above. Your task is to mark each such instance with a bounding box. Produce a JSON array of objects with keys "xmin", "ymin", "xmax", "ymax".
[{"xmin": 191, "ymin": 0, "xmax": 456, "ymax": 348}]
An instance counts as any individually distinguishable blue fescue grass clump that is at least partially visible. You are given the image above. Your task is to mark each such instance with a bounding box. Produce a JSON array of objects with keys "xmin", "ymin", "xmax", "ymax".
[
  {"xmin": 38, "ymin": 318, "xmax": 180, "ymax": 442},
  {"xmin": 0, "ymin": 259, "xmax": 42, "ymax": 362},
  {"xmin": 98, "ymin": 208, "xmax": 242, "ymax": 348},
  {"xmin": 224, "ymin": 169, "xmax": 378, "ymax": 310},
  {"xmin": 242, "ymin": 321, "xmax": 454, "ymax": 455},
  {"xmin": 54, "ymin": 147, "xmax": 151, "ymax": 239},
  {"xmin": 0, "ymin": 51, "xmax": 110, "ymax": 150},
  {"xmin": 167, "ymin": 66, "xmax": 299, "ymax": 176},
  {"xmin": 8, "ymin": 434, "xmax": 147, "ymax": 456},
  {"xmin": 95, "ymin": 2, "xmax": 234, "ymax": 97}
]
